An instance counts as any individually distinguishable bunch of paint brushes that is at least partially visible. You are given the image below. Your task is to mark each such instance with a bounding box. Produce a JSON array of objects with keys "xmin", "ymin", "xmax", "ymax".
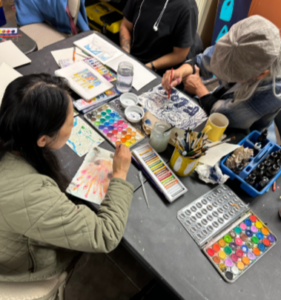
[
  {"xmin": 174, "ymin": 129, "xmax": 235, "ymax": 160},
  {"xmin": 174, "ymin": 130, "xmax": 208, "ymax": 159}
]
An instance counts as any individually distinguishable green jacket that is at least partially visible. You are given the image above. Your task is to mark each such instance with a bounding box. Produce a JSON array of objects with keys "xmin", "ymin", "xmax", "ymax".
[{"xmin": 0, "ymin": 153, "xmax": 133, "ymax": 282}]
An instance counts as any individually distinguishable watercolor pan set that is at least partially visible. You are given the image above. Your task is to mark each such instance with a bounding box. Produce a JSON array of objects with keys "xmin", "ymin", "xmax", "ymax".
[
  {"xmin": 132, "ymin": 143, "xmax": 187, "ymax": 202},
  {"xmin": 177, "ymin": 185, "xmax": 277, "ymax": 282},
  {"xmin": 85, "ymin": 104, "xmax": 145, "ymax": 148}
]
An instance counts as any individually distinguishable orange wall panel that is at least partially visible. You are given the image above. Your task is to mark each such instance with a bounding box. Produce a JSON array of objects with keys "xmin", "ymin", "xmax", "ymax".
[{"xmin": 248, "ymin": 0, "xmax": 281, "ymax": 31}]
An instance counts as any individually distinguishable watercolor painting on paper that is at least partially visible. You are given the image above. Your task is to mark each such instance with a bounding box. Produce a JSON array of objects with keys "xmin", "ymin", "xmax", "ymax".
[
  {"xmin": 66, "ymin": 116, "xmax": 104, "ymax": 157},
  {"xmin": 138, "ymin": 84, "xmax": 207, "ymax": 130},
  {"xmin": 67, "ymin": 147, "xmax": 114, "ymax": 204},
  {"xmin": 74, "ymin": 33, "xmax": 123, "ymax": 64},
  {"xmin": 72, "ymin": 68, "xmax": 101, "ymax": 90}
]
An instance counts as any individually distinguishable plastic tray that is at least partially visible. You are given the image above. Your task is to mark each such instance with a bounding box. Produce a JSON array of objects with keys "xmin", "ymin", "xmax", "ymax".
[{"xmin": 220, "ymin": 131, "xmax": 281, "ymax": 197}]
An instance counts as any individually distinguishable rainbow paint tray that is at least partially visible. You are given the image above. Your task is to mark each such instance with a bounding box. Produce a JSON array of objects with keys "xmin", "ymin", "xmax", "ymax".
[
  {"xmin": 85, "ymin": 103, "xmax": 145, "ymax": 148},
  {"xmin": 177, "ymin": 185, "xmax": 277, "ymax": 282}
]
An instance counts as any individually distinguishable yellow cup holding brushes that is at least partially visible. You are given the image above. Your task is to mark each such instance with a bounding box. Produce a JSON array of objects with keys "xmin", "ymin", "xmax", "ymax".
[
  {"xmin": 203, "ymin": 113, "xmax": 229, "ymax": 142},
  {"xmin": 169, "ymin": 147, "xmax": 200, "ymax": 177}
]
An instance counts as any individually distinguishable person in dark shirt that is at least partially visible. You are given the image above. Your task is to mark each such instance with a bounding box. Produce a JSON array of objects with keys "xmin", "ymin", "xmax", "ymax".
[{"xmin": 119, "ymin": 0, "xmax": 199, "ymax": 73}]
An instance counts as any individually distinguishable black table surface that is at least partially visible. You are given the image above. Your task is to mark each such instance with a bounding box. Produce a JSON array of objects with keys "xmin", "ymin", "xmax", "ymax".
[
  {"xmin": 17, "ymin": 31, "xmax": 281, "ymax": 300},
  {"xmin": 3, "ymin": 21, "xmax": 37, "ymax": 54}
]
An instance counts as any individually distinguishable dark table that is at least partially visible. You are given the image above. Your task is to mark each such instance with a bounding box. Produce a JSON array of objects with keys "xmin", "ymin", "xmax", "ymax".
[
  {"xmin": 3, "ymin": 21, "xmax": 37, "ymax": 54},
  {"xmin": 17, "ymin": 31, "xmax": 281, "ymax": 300}
]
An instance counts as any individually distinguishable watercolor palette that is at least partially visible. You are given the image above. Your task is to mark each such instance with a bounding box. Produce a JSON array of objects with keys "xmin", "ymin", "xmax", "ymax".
[
  {"xmin": 203, "ymin": 211, "xmax": 277, "ymax": 282},
  {"xmin": 85, "ymin": 104, "xmax": 145, "ymax": 148},
  {"xmin": 178, "ymin": 185, "xmax": 248, "ymax": 246},
  {"xmin": 178, "ymin": 185, "xmax": 277, "ymax": 282},
  {"xmin": 132, "ymin": 143, "xmax": 187, "ymax": 202}
]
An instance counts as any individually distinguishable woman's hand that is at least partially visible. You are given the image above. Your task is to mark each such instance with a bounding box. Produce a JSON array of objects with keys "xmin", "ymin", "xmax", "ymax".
[
  {"xmin": 112, "ymin": 145, "xmax": 131, "ymax": 180},
  {"xmin": 182, "ymin": 66, "xmax": 209, "ymax": 98},
  {"xmin": 162, "ymin": 69, "xmax": 183, "ymax": 93}
]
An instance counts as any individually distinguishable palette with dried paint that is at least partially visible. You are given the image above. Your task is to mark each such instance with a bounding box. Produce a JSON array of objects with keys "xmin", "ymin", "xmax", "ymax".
[
  {"xmin": 177, "ymin": 185, "xmax": 277, "ymax": 282},
  {"xmin": 85, "ymin": 104, "xmax": 145, "ymax": 148}
]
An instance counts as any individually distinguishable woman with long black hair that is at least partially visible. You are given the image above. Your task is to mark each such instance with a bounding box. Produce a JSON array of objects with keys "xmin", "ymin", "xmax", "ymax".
[{"xmin": 0, "ymin": 74, "xmax": 133, "ymax": 282}]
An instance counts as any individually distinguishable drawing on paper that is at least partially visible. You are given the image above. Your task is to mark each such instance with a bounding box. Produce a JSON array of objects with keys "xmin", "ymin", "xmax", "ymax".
[
  {"xmin": 138, "ymin": 85, "xmax": 207, "ymax": 130},
  {"xmin": 72, "ymin": 68, "xmax": 101, "ymax": 90},
  {"xmin": 84, "ymin": 36, "xmax": 115, "ymax": 62},
  {"xmin": 67, "ymin": 117, "xmax": 104, "ymax": 157},
  {"xmin": 67, "ymin": 147, "xmax": 114, "ymax": 204}
]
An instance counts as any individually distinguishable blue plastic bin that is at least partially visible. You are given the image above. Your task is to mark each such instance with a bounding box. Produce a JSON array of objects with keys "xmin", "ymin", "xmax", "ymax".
[{"xmin": 220, "ymin": 131, "xmax": 281, "ymax": 197}]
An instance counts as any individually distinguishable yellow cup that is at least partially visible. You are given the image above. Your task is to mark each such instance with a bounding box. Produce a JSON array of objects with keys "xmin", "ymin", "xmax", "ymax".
[
  {"xmin": 202, "ymin": 113, "xmax": 229, "ymax": 142},
  {"xmin": 169, "ymin": 148, "xmax": 199, "ymax": 177}
]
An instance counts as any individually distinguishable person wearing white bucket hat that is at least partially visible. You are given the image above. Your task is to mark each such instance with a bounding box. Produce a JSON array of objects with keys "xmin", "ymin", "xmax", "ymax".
[{"xmin": 162, "ymin": 15, "xmax": 281, "ymax": 131}]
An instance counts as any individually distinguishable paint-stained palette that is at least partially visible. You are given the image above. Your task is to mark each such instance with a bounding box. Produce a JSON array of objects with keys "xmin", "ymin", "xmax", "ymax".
[
  {"xmin": 178, "ymin": 185, "xmax": 277, "ymax": 282},
  {"xmin": 178, "ymin": 185, "xmax": 248, "ymax": 247},
  {"xmin": 85, "ymin": 104, "xmax": 145, "ymax": 148}
]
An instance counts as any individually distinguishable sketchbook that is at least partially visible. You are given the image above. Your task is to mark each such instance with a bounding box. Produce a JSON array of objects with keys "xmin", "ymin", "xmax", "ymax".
[
  {"xmin": 0, "ymin": 62, "xmax": 22, "ymax": 105},
  {"xmin": 74, "ymin": 33, "xmax": 123, "ymax": 64},
  {"xmin": 51, "ymin": 47, "xmax": 87, "ymax": 66},
  {"xmin": 67, "ymin": 147, "xmax": 114, "ymax": 205},
  {"xmin": 0, "ymin": 40, "xmax": 31, "ymax": 68},
  {"xmin": 55, "ymin": 60, "xmax": 113, "ymax": 100}
]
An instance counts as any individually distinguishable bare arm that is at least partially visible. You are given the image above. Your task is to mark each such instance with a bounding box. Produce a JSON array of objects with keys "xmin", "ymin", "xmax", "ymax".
[
  {"xmin": 146, "ymin": 47, "xmax": 190, "ymax": 70},
  {"xmin": 120, "ymin": 17, "xmax": 133, "ymax": 53}
]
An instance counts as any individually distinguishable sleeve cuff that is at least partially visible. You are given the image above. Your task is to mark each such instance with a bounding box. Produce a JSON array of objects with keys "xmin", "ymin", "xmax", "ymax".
[
  {"xmin": 110, "ymin": 177, "xmax": 134, "ymax": 192},
  {"xmin": 198, "ymin": 94, "xmax": 219, "ymax": 115}
]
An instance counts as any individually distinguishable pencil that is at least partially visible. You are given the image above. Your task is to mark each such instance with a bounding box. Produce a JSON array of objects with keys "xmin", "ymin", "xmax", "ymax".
[
  {"xmin": 73, "ymin": 46, "xmax": 76, "ymax": 62},
  {"xmin": 168, "ymin": 68, "xmax": 173, "ymax": 99},
  {"xmin": 273, "ymin": 181, "xmax": 276, "ymax": 191}
]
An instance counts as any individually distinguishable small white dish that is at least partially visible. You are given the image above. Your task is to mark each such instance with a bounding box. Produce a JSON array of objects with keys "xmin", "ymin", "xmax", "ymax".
[
  {"xmin": 120, "ymin": 93, "xmax": 138, "ymax": 108},
  {"xmin": 125, "ymin": 105, "xmax": 144, "ymax": 123}
]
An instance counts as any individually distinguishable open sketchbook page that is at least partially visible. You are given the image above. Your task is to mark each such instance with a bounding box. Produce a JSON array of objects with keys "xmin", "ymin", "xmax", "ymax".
[
  {"xmin": 51, "ymin": 47, "xmax": 88, "ymax": 66},
  {"xmin": 106, "ymin": 54, "xmax": 157, "ymax": 91},
  {"xmin": 55, "ymin": 60, "xmax": 113, "ymax": 100},
  {"xmin": 0, "ymin": 62, "xmax": 22, "ymax": 105},
  {"xmin": 0, "ymin": 40, "xmax": 31, "ymax": 68},
  {"xmin": 74, "ymin": 33, "xmax": 123, "ymax": 64},
  {"xmin": 66, "ymin": 116, "xmax": 105, "ymax": 157},
  {"xmin": 67, "ymin": 147, "xmax": 114, "ymax": 205}
]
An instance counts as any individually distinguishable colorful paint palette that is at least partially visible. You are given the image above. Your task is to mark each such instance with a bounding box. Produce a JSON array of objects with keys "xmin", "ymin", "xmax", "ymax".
[
  {"xmin": 85, "ymin": 104, "xmax": 145, "ymax": 148},
  {"xmin": 178, "ymin": 185, "xmax": 277, "ymax": 283},
  {"xmin": 0, "ymin": 28, "xmax": 18, "ymax": 35},
  {"xmin": 178, "ymin": 185, "xmax": 248, "ymax": 247},
  {"xmin": 132, "ymin": 143, "xmax": 187, "ymax": 202},
  {"xmin": 203, "ymin": 211, "xmax": 277, "ymax": 282}
]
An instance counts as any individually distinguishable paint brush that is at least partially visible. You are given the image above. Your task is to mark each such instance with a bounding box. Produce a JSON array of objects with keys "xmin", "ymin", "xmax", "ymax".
[
  {"xmin": 139, "ymin": 171, "xmax": 150, "ymax": 208},
  {"xmin": 73, "ymin": 46, "xmax": 76, "ymax": 62},
  {"xmin": 168, "ymin": 68, "xmax": 173, "ymax": 99},
  {"xmin": 208, "ymin": 136, "xmax": 236, "ymax": 148},
  {"xmin": 163, "ymin": 125, "xmax": 175, "ymax": 133}
]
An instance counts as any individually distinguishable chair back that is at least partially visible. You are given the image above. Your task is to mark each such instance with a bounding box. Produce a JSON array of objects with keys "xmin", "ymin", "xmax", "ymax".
[{"xmin": 0, "ymin": 272, "xmax": 67, "ymax": 300}]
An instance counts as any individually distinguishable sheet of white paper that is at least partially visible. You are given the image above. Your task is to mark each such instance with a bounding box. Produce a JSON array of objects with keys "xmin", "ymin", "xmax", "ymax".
[
  {"xmin": 0, "ymin": 62, "xmax": 22, "ymax": 105},
  {"xmin": 55, "ymin": 61, "xmax": 113, "ymax": 100},
  {"xmin": 107, "ymin": 54, "xmax": 156, "ymax": 91},
  {"xmin": 0, "ymin": 40, "xmax": 31, "ymax": 68},
  {"xmin": 199, "ymin": 143, "xmax": 240, "ymax": 167},
  {"xmin": 51, "ymin": 47, "xmax": 88, "ymax": 66},
  {"xmin": 74, "ymin": 33, "xmax": 123, "ymax": 64}
]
